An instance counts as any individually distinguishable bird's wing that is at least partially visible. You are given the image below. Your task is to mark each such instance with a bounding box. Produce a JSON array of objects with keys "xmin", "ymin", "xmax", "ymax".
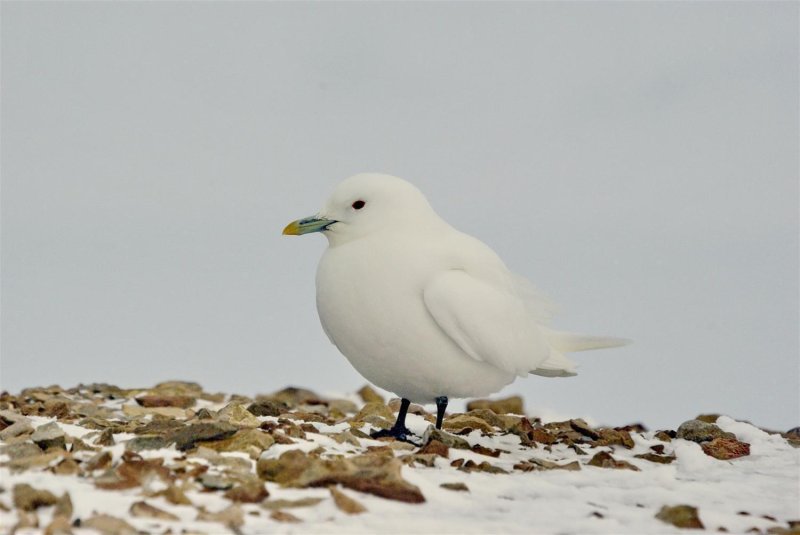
[{"xmin": 423, "ymin": 269, "xmax": 553, "ymax": 377}]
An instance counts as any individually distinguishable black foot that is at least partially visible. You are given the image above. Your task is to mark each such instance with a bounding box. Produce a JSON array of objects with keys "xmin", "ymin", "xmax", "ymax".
[
  {"xmin": 435, "ymin": 396, "xmax": 449, "ymax": 429},
  {"xmin": 370, "ymin": 425, "xmax": 414, "ymax": 442}
]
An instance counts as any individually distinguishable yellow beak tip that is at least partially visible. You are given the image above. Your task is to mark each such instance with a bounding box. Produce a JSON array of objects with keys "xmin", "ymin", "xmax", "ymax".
[{"xmin": 282, "ymin": 221, "xmax": 301, "ymax": 236}]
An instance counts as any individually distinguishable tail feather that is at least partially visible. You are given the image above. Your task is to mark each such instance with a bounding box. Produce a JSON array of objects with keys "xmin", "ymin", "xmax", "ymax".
[{"xmin": 541, "ymin": 327, "xmax": 631, "ymax": 353}]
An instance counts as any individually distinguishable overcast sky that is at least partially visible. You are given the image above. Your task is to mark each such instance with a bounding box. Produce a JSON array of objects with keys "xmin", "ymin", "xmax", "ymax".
[{"xmin": 2, "ymin": 2, "xmax": 797, "ymax": 430}]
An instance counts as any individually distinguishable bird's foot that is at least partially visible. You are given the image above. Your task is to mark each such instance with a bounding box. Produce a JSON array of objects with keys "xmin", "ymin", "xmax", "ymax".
[{"xmin": 370, "ymin": 425, "xmax": 417, "ymax": 444}]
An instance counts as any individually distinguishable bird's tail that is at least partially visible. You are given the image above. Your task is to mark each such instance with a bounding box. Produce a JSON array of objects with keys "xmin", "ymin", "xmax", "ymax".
[
  {"xmin": 541, "ymin": 327, "xmax": 631, "ymax": 353},
  {"xmin": 529, "ymin": 328, "xmax": 630, "ymax": 378}
]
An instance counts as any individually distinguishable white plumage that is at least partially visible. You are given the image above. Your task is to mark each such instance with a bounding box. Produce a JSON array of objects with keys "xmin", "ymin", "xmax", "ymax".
[{"xmin": 285, "ymin": 173, "xmax": 627, "ymax": 405}]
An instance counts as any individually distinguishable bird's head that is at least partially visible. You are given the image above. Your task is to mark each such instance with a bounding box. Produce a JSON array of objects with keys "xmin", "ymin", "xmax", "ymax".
[{"xmin": 283, "ymin": 173, "xmax": 439, "ymax": 246}]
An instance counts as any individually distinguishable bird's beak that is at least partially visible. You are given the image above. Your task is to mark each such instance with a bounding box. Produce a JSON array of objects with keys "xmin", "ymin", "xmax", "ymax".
[{"xmin": 282, "ymin": 215, "xmax": 337, "ymax": 236}]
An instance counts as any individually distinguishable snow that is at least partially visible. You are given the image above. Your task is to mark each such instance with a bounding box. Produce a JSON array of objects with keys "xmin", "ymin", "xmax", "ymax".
[{"xmin": 1, "ymin": 406, "xmax": 798, "ymax": 534}]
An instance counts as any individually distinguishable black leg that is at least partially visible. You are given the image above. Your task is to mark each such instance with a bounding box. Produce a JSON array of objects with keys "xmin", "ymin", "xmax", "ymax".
[
  {"xmin": 435, "ymin": 396, "xmax": 448, "ymax": 429},
  {"xmin": 370, "ymin": 398, "xmax": 413, "ymax": 441}
]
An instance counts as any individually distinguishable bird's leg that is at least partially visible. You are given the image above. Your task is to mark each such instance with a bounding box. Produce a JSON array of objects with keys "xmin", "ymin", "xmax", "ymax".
[
  {"xmin": 435, "ymin": 396, "xmax": 448, "ymax": 429},
  {"xmin": 370, "ymin": 398, "xmax": 413, "ymax": 442}
]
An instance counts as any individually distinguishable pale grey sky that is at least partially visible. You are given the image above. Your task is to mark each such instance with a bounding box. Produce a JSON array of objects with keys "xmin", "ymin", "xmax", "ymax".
[{"xmin": 2, "ymin": 2, "xmax": 797, "ymax": 430}]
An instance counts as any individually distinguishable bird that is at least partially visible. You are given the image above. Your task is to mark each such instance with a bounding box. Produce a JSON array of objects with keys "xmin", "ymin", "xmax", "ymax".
[{"xmin": 283, "ymin": 173, "xmax": 628, "ymax": 441}]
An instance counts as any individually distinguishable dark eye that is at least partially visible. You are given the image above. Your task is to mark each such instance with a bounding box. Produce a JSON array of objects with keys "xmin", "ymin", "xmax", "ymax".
[{"xmin": 352, "ymin": 200, "xmax": 366, "ymax": 210}]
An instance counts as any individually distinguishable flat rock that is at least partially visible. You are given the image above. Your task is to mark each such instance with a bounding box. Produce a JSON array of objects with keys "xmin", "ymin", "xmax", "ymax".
[
  {"xmin": 440, "ymin": 482, "xmax": 469, "ymax": 492},
  {"xmin": 168, "ymin": 421, "xmax": 238, "ymax": 451},
  {"xmin": 655, "ymin": 504, "xmax": 705, "ymax": 529},
  {"xmin": 224, "ymin": 480, "xmax": 270, "ymax": 503},
  {"xmin": 634, "ymin": 452, "xmax": 676, "ymax": 464},
  {"xmin": 247, "ymin": 400, "xmax": 288, "ymax": 417},
  {"xmin": 126, "ymin": 435, "xmax": 171, "ymax": 452},
  {"xmin": 13, "ymin": 483, "xmax": 58, "ymax": 511},
  {"xmin": 357, "ymin": 385, "xmax": 385, "ymax": 404},
  {"xmin": 129, "ymin": 500, "xmax": 179, "ymax": 521},
  {"xmin": 676, "ymin": 420, "xmax": 735, "ymax": 443},
  {"xmin": 135, "ymin": 395, "xmax": 195, "ymax": 409},
  {"xmin": 587, "ymin": 451, "xmax": 640, "ymax": 471},
  {"xmin": 82, "ymin": 514, "xmax": 138, "ymax": 535},
  {"xmin": 466, "ymin": 396, "xmax": 524, "ymax": 415},
  {"xmin": 196, "ymin": 504, "xmax": 245, "ymax": 529},
  {"xmin": 353, "ymin": 402, "xmax": 395, "ymax": 423},
  {"xmin": 444, "ymin": 414, "xmax": 494, "ymax": 434},
  {"xmin": 31, "ymin": 422, "xmax": 66, "ymax": 450},
  {"xmin": 218, "ymin": 403, "xmax": 261, "ymax": 427},
  {"xmin": 422, "ymin": 426, "xmax": 471, "ymax": 450},
  {"xmin": 257, "ymin": 449, "xmax": 425, "ymax": 503},
  {"xmin": 701, "ymin": 437, "xmax": 751, "ymax": 460},
  {"xmin": 330, "ymin": 486, "xmax": 367, "ymax": 514}
]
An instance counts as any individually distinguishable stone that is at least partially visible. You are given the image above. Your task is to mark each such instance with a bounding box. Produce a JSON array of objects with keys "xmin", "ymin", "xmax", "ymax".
[
  {"xmin": 197, "ymin": 504, "xmax": 245, "ymax": 529},
  {"xmin": 421, "ymin": 426, "xmax": 471, "ymax": 450},
  {"xmin": 95, "ymin": 429, "xmax": 115, "ymax": 446},
  {"xmin": 440, "ymin": 482, "xmax": 469, "ymax": 492},
  {"xmin": 655, "ymin": 430, "xmax": 675, "ymax": 442},
  {"xmin": 257, "ymin": 449, "xmax": 425, "ymax": 503},
  {"xmin": 43, "ymin": 515, "xmax": 72, "ymax": 535},
  {"xmin": 358, "ymin": 385, "xmax": 385, "ymax": 404},
  {"xmin": 247, "ymin": 400, "xmax": 288, "ymax": 417},
  {"xmin": 168, "ymin": 421, "xmax": 238, "ymax": 451},
  {"xmin": 218, "ymin": 403, "xmax": 261, "ymax": 427},
  {"xmin": 443, "ymin": 414, "xmax": 494, "ymax": 434},
  {"xmin": 418, "ymin": 439, "xmax": 449, "ymax": 458},
  {"xmin": 592, "ymin": 428, "xmax": 635, "ymax": 449},
  {"xmin": 353, "ymin": 402, "xmax": 395, "ymax": 422},
  {"xmin": 13, "ymin": 483, "xmax": 58, "ymax": 511},
  {"xmin": 54, "ymin": 493, "xmax": 73, "ymax": 519},
  {"xmin": 456, "ymin": 459, "xmax": 508, "ymax": 474},
  {"xmin": 466, "ymin": 396, "xmax": 524, "ymax": 415},
  {"xmin": 262, "ymin": 497, "xmax": 324, "ymax": 510},
  {"xmin": 13, "ymin": 510, "xmax": 39, "ymax": 530},
  {"xmin": 696, "ymin": 414, "xmax": 721, "ymax": 424},
  {"xmin": 135, "ymin": 395, "xmax": 195, "ymax": 409},
  {"xmin": 201, "ymin": 428, "xmax": 275, "ymax": 455},
  {"xmin": 122, "ymin": 404, "xmax": 186, "ymax": 418},
  {"xmin": 129, "ymin": 500, "xmax": 179, "ymax": 521},
  {"xmin": 126, "ymin": 435, "xmax": 171, "ymax": 452},
  {"xmin": 676, "ymin": 420, "xmax": 735, "ymax": 443},
  {"xmin": 0, "ymin": 418, "xmax": 34, "ymax": 440},
  {"xmin": 225, "ymin": 480, "xmax": 270, "ymax": 503},
  {"xmin": 52, "ymin": 457, "xmax": 80, "ymax": 475},
  {"xmin": 330, "ymin": 486, "xmax": 367, "ymax": 514},
  {"xmin": 655, "ymin": 504, "xmax": 705, "ymax": 529},
  {"xmin": 587, "ymin": 451, "xmax": 640, "ymax": 471},
  {"xmin": 31, "ymin": 422, "xmax": 66, "ymax": 450},
  {"xmin": 199, "ymin": 473, "xmax": 234, "ymax": 490},
  {"xmin": 513, "ymin": 458, "xmax": 581, "ymax": 471},
  {"xmin": 270, "ymin": 510, "xmax": 302, "ymax": 523},
  {"xmin": 701, "ymin": 437, "xmax": 751, "ymax": 460},
  {"xmin": 634, "ymin": 452, "xmax": 676, "ymax": 464},
  {"xmin": 1, "ymin": 442, "xmax": 44, "ymax": 460},
  {"xmin": 150, "ymin": 380, "xmax": 203, "ymax": 397},
  {"xmin": 82, "ymin": 514, "xmax": 138, "ymax": 535},
  {"xmin": 570, "ymin": 419, "xmax": 601, "ymax": 440},
  {"xmin": 263, "ymin": 387, "xmax": 322, "ymax": 408}
]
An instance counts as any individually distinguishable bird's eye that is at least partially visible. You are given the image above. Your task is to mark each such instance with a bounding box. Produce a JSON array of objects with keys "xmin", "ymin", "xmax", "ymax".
[{"xmin": 352, "ymin": 200, "xmax": 366, "ymax": 210}]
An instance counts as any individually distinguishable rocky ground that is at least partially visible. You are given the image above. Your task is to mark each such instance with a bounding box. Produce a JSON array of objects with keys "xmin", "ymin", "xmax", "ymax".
[{"xmin": 0, "ymin": 381, "xmax": 798, "ymax": 534}]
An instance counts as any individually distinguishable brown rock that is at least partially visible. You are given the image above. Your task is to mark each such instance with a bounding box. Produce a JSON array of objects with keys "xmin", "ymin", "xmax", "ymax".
[
  {"xmin": 257, "ymin": 449, "xmax": 425, "ymax": 503},
  {"xmin": 444, "ymin": 414, "xmax": 494, "ymax": 434},
  {"xmin": 81, "ymin": 514, "xmax": 138, "ymax": 535},
  {"xmin": 201, "ymin": 429, "xmax": 275, "ymax": 455},
  {"xmin": 262, "ymin": 497, "xmax": 324, "ymax": 510},
  {"xmin": 592, "ymin": 428, "xmax": 635, "ymax": 449},
  {"xmin": 353, "ymin": 402, "xmax": 395, "ymax": 423},
  {"xmin": 270, "ymin": 510, "xmax": 302, "ymax": 523},
  {"xmin": 655, "ymin": 504, "xmax": 705, "ymax": 529},
  {"xmin": 331, "ymin": 486, "xmax": 367, "ymax": 514},
  {"xmin": 31, "ymin": 422, "xmax": 66, "ymax": 450},
  {"xmin": 84, "ymin": 450, "xmax": 113, "ymax": 472},
  {"xmin": 358, "ymin": 385, "xmax": 385, "ymax": 404},
  {"xmin": 677, "ymin": 420, "xmax": 735, "ymax": 443},
  {"xmin": 197, "ymin": 504, "xmax": 245, "ymax": 529},
  {"xmin": 218, "ymin": 403, "xmax": 262, "ymax": 427},
  {"xmin": 129, "ymin": 500, "xmax": 179, "ymax": 521},
  {"xmin": 418, "ymin": 439, "xmax": 449, "ymax": 458},
  {"xmin": 514, "ymin": 457, "xmax": 582, "ymax": 471},
  {"xmin": 122, "ymin": 404, "xmax": 186, "ymax": 418},
  {"xmin": 2, "ymin": 442, "xmax": 45, "ymax": 460},
  {"xmin": 44, "ymin": 515, "xmax": 72, "ymax": 535},
  {"xmin": 440, "ymin": 482, "xmax": 469, "ymax": 492},
  {"xmin": 570, "ymin": 419, "xmax": 601, "ymax": 440},
  {"xmin": 634, "ymin": 452, "xmax": 676, "ymax": 464},
  {"xmin": 457, "ymin": 459, "xmax": 508, "ymax": 474},
  {"xmin": 168, "ymin": 421, "xmax": 238, "ymax": 451},
  {"xmin": 135, "ymin": 395, "xmax": 195, "ymax": 409},
  {"xmin": 54, "ymin": 493, "xmax": 73, "ymax": 519},
  {"xmin": 263, "ymin": 386, "xmax": 322, "ymax": 408},
  {"xmin": 225, "ymin": 480, "xmax": 270, "ymax": 503},
  {"xmin": 95, "ymin": 428, "xmax": 115, "ymax": 446},
  {"xmin": 701, "ymin": 437, "xmax": 751, "ymax": 460},
  {"xmin": 150, "ymin": 380, "xmax": 203, "ymax": 397},
  {"xmin": 467, "ymin": 396, "xmax": 524, "ymax": 415},
  {"xmin": 655, "ymin": 430, "xmax": 675, "ymax": 442},
  {"xmin": 422, "ymin": 426, "xmax": 471, "ymax": 450},
  {"xmin": 14, "ymin": 483, "xmax": 58, "ymax": 511},
  {"xmin": 247, "ymin": 400, "xmax": 288, "ymax": 417},
  {"xmin": 587, "ymin": 451, "xmax": 640, "ymax": 471}
]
